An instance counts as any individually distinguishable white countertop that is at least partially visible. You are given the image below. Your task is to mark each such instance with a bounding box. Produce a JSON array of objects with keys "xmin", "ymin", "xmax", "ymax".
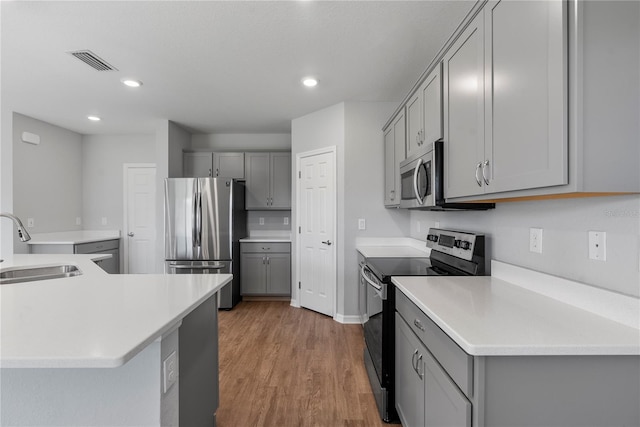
[
  {"xmin": 0, "ymin": 254, "xmax": 231, "ymax": 368},
  {"xmin": 393, "ymin": 261, "xmax": 640, "ymax": 356},
  {"xmin": 27, "ymin": 230, "xmax": 121, "ymax": 245},
  {"xmin": 356, "ymin": 237, "xmax": 430, "ymax": 258}
]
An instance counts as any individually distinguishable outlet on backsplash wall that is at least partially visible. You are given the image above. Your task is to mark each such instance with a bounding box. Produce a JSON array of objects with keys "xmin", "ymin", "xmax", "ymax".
[{"xmin": 246, "ymin": 211, "xmax": 292, "ymax": 234}]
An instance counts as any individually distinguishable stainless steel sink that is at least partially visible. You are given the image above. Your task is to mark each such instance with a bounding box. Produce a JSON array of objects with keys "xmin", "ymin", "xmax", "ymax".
[{"xmin": 0, "ymin": 264, "xmax": 82, "ymax": 284}]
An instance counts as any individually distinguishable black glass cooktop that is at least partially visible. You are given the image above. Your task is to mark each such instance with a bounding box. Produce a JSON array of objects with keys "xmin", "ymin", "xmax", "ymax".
[{"xmin": 366, "ymin": 257, "xmax": 449, "ymax": 282}]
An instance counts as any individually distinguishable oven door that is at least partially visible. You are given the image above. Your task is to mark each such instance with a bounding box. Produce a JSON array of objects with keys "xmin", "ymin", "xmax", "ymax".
[
  {"xmin": 399, "ymin": 148, "xmax": 435, "ymax": 209},
  {"xmin": 361, "ymin": 265, "xmax": 385, "ymax": 379}
]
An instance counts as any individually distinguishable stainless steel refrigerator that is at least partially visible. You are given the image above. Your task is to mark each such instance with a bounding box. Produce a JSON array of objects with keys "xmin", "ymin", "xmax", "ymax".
[{"xmin": 164, "ymin": 177, "xmax": 246, "ymax": 309}]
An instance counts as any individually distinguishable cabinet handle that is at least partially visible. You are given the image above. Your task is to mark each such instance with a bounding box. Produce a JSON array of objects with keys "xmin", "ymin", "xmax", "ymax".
[
  {"xmin": 262, "ymin": 257, "xmax": 266, "ymax": 265},
  {"xmin": 127, "ymin": 232, "xmax": 134, "ymax": 237},
  {"xmin": 216, "ymin": 168, "xmax": 220, "ymax": 176},
  {"xmin": 475, "ymin": 162, "xmax": 483, "ymax": 187},
  {"xmin": 208, "ymin": 168, "xmax": 212, "ymax": 177},
  {"xmin": 413, "ymin": 319, "xmax": 425, "ymax": 331},
  {"xmin": 411, "ymin": 349, "xmax": 419, "ymax": 372},
  {"xmin": 262, "ymin": 247, "xmax": 270, "ymax": 251},
  {"xmin": 266, "ymin": 256, "xmax": 270, "ymax": 265},
  {"xmin": 390, "ymin": 190, "xmax": 395, "ymax": 200},
  {"xmin": 416, "ymin": 354, "xmax": 424, "ymax": 379},
  {"xmin": 482, "ymin": 160, "xmax": 490, "ymax": 186}
]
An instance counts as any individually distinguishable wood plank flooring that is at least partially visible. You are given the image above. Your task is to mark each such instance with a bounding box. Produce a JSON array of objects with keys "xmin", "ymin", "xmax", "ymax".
[{"xmin": 217, "ymin": 301, "xmax": 389, "ymax": 427}]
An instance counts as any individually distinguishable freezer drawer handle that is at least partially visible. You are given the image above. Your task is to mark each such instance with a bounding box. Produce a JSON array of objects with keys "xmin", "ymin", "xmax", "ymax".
[{"xmin": 170, "ymin": 264, "xmax": 225, "ymax": 270}]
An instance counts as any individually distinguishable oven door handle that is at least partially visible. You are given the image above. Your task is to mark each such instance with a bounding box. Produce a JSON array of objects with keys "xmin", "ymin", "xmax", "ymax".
[{"xmin": 361, "ymin": 265, "xmax": 382, "ymax": 291}]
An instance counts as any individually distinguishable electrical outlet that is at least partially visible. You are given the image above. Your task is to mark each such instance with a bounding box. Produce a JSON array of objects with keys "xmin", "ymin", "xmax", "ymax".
[
  {"xmin": 417, "ymin": 221, "xmax": 421, "ymax": 233},
  {"xmin": 259, "ymin": 217, "xmax": 264, "ymax": 226},
  {"xmin": 163, "ymin": 351, "xmax": 177, "ymax": 393},
  {"xmin": 76, "ymin": 217, "xmax": 82, "ymax": 226},
  {"xmin": 27, "ymin": 218, "xmax": 34, "ymax": 228},
  {"xmin": 588, "ymin": 231, "xmax": 606, "ymax": 261},
  {"xmin": 358, "ymin": 218, "xmax": 366, "ymax": 230},
  {"xmin": 101, "ymin": 217, "xmax": 107, "ymax": 226},
  {"xmin": 284, "ymin": 217, "xmax": 289, "ymax": 225},
  {"xmin": 435, "ymin": 221, "xmax": 440, "ymax": 229},
  {"xmin": 529, "ymin": 228, "xmax": 543, "ymax": 253}
]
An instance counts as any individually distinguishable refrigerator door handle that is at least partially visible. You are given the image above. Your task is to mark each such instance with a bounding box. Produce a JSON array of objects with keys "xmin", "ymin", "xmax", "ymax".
[{"xmin": 195, "ymin": 190, "xmax": 202, "ymax": 247}]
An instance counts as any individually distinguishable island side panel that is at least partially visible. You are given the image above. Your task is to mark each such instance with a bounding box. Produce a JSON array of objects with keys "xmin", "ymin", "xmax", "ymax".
[
  {"xmin": 179, "ymin": 293, "xmax": 219, "ymax": 427},
  {"xmin": 480, "ymin": 355, "xmax": 640, "ymax": 427},
  {"xmin": 0, "ymin": 341, "xmax": 162, "ymax": 426}
]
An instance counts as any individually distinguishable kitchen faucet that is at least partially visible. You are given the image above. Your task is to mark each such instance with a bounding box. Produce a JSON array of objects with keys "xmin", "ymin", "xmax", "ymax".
[{"xmin": 0, "ymin": 212, "xmax": 31, "ymax": 263}]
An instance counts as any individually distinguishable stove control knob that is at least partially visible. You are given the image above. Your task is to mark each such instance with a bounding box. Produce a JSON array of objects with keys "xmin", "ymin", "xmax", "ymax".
[
  {"xmin": 427, "ymin": 234, "xmax": 439, "ymax": 243},
  {"xmin": 459, "ymin": 240, "xmax": 471, "ymax": 250}
]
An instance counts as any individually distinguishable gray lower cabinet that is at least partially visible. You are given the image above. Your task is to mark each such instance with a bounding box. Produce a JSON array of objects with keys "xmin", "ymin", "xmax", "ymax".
[
  {"xmin": 240, "ymin": 242, "xmax": 290, "ymax": 296},
  {"xmin": 395, "ymin": 289, "xmax": 640, "ymax": 427},
  {"xmin": 396, "ymin": 312, "xmax": 470, "ymax": 427},
  {"xmin": 30, "ymin": 239, "xmax": 120, "ymax": 274}
]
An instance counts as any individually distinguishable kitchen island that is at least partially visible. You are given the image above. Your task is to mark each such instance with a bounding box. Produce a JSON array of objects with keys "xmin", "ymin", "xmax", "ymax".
[
  {"xmin": 392, "ymin": 261, "xmax": 640, "ymax": 427},
  {"xmin": 0, "ymin": 254, "xmax": 229, "ymax": 426}
]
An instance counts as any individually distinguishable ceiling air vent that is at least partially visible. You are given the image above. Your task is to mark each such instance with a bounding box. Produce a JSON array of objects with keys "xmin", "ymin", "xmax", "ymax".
[{"xmin": 68, "ymin": 50, "xmax": 118, "ymax": 71}]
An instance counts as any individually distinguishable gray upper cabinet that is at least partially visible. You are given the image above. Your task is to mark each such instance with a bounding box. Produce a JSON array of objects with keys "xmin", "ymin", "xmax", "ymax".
[
  {"xmin": 245, "ymin": 152, "xmax": 291, "ymax": 210},
  {"xmin": 213, "ymin": 152, "xmax": 245, "ymax": 178},
  {"xmin": 183, "ymin": 152, "xmax": 245, "ymax": 179},
  {"xmin": 384, "ymin": 110, "xmax": 406, "ymax": 207},
  {"xmin": 483, "ymin": 0, "xmax": 567, "ymax": 194},
  {"xmin": 406, "ymin": 65, "xmax": 442, "ymax": 159},
  {"xmin": 183, "ymin": 152, "xmax": 214, "ymax": 177},
  {"xmin": 445, "ymin": 0, "xmax": 567, "ymax": 199},
  {"xmin": 443, "ymin": 12, "xmax": 486, "ymax": 199}
]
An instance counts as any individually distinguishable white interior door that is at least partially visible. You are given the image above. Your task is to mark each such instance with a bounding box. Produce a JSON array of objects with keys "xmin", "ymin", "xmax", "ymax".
[
  {"xmin": 124, "ymin": 164, "xmax": 156, "ymax": 274},
  {"xmin": 297, "ymin": 148, "xmax": 336, "ymax": 317}
]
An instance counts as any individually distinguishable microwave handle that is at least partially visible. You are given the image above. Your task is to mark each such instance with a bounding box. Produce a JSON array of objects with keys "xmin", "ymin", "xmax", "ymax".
[{"xmin": 413, "ymin": 158, "xmax": 424, "ymax": 205}]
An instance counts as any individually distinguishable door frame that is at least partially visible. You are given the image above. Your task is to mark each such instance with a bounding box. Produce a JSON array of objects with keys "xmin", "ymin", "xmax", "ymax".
[
  {"xmin": 293, "ymin": 146, "xmax": 337, "ymax": 318},
  {"xmin": 122, "ymin": 163, "xmax": 156, "ymax": 274}
]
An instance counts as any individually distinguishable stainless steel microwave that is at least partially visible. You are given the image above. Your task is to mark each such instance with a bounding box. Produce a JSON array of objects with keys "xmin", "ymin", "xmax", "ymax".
[{"xmin": 398, "ymin": 139, "xmax": 495, "ymax": 211}]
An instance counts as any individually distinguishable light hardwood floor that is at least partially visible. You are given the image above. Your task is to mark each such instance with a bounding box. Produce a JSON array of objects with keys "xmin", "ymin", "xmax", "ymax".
[{"xmin": 217, "ymin": 301, "xmax": 390, "ymax": 427}]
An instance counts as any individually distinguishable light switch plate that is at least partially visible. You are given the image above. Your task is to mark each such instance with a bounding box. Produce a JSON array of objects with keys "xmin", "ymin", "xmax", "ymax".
[
  {"xmin": 358, "ymin": 218, "xmax": 366, "ymax": 230},
  {"xmin": 27, "ymin": 218, "xmax": 34, "ymax": 228}
]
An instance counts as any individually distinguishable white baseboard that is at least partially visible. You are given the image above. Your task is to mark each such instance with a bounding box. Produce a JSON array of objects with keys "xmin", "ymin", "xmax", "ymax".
[{"xmin": 333, "ymin": 313, "xmax": 364, "ymax": 325}]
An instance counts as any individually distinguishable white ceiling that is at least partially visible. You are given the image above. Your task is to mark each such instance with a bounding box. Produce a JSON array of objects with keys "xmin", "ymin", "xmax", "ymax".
[{"xmin": 1, "ymin": 1, "xmax": 475, "ymax": 135}]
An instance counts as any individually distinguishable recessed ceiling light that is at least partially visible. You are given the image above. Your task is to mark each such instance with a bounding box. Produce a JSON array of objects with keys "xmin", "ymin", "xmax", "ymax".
[
  {"xmin": 87, "ymin": 115, "xmax": 101, "ymax": 121},
  {"xmin": 121, "ymin": 78, "xmax": 142, "ymax": 88},
  {"xmin": 302, "ymin": 77, "xmax": 318, "ymax": 87}
]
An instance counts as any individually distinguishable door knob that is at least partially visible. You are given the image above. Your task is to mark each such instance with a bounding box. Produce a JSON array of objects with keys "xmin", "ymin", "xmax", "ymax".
[
  {"xmin": 127, "ymin": 232, "xmax": 135, "ymax": 237},
  {"xmin": 321, "ymin": 240, "xmax": 332, "ymax": 246}
]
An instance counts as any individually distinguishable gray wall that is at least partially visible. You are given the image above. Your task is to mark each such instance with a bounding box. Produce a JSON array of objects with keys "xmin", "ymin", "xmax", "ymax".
[
  {"xmin": 409, "ymin": 195, "xmax": 640, "ymax": 298},
  {"xmin": 191, "ymin": 133, "xmax": 291, "ymax": 151},
  {"xmin": 292, "ymin": 101, "xmax": 408, "ymax": 319},
  {"xmin": 11, "ymin": 113, "xmax": 83, "ymax": 253},
  {"xmin": 82, "ymin": 134, "xmax": 156, "ymax": 230}
]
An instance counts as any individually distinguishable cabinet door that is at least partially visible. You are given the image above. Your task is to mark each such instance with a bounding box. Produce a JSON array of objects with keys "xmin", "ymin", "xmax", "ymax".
[
  {"xmin": 245, "ymin": 153, "xmax": 270, "ymax": 209},
  {"xmin": 424, "ymin": 350, "xmax": 471, "ymax": 427},
  {"xmin": 384, "ymin": 126, "xmax": 396, "ymax": 206},
  {"xmin": 266, "ymin": 252, "xmax": 291, "ymax": 295},
  {"xmin": 421, "ymin": 63, "xmax": 443, "ymax": 146},
  {"xmin": 484, "ymin": 0, "xmax": 567, "ymax": 193},
  {"xmin": 183, "ymin": 152, "xmax": 213, "ymax": 177},
  {"xmin": 240, "ymin": 253, "xmax": 267, "ymax": 294},
  {"xmin": 395, "ymin": 313, "xmax": 426, "ymax": 427},
  {"xmin": 214, "ymin": 152, "xmax": 245, "ymax": 179},
  {"xmin": 405, "ymin": 92, "xmax": 423, "ymax": 158},
  {"xmin": 270, "ymin": 153, "xmax": 291, "ymax": 209},
  {"xmin": 443, "ymin": 12, "xmax": 486, "ymax": 199}
]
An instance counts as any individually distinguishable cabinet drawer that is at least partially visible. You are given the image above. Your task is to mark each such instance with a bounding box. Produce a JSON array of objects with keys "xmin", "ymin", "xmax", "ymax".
[
  {"xmin": 74, "ymin": 239, "xmax": 119, "ymax": 254},
  {"xmin": 396, "ymin": 289, "xmax": 473, "ymax": 398},
  {"xmin": 241, "ymin": 242, "xmax": 290, "ymax": 253}
]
